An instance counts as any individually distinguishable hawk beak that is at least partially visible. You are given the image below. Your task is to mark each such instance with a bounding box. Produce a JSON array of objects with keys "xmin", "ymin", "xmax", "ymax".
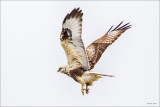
[{"xmin": 57, "ymin": 68, "xmax": 62, "ymax": 72}]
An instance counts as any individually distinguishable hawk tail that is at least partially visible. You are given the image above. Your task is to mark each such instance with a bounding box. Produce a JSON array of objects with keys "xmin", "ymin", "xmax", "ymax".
[{"xmin": 98, "ymin": 73, "xmax": 115, "ymax": 77}]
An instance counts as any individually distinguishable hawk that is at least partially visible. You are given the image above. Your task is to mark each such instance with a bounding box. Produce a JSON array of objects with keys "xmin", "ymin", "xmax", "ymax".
[{"xmin": 58, "ymin": 8, "xmax": 131, "ymax": 95}]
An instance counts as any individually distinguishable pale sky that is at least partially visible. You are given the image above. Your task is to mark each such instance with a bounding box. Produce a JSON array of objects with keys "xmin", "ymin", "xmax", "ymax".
[{"xmin": 1, "ymin": 1, "xmax": 159, "ymax": 106}]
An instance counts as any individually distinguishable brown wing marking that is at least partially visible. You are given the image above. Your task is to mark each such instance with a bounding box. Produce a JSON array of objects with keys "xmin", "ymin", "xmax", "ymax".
[{"xmin": 86, "ymin": 21, "xmax": 132, "ymax": 70}]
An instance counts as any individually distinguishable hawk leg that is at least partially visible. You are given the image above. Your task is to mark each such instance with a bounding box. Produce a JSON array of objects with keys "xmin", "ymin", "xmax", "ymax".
[
  {"xmin": 81, "ymin": 84, "xmax": 85, "ymax": 95},
  {"xmin": 81, "ymin": 84, "xmax": 90, "ymax": 95},
  {"xmin": 85, "ymin": 84, "xmax": 89, "ymax": 94}
]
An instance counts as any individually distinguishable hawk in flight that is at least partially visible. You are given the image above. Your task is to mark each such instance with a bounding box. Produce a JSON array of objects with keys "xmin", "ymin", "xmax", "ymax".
[{"xmin": 58, "ymin": 8, "xmax": 131, "ymax": 95}]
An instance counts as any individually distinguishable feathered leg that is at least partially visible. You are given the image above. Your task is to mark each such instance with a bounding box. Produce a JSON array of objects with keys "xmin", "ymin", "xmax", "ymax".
[
  {"xmin": 85, "ymin": 83, "xmax": 89, "ymax": 94},
  {"xmin": 81, "ymin": 84, "xmax": 84, "ymax": 95}
]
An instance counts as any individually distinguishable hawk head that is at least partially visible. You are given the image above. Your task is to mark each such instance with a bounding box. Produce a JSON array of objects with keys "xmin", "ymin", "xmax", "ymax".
[{"xmin": 57, "ymin": 66, "xmax": 69, "ymax": 76}]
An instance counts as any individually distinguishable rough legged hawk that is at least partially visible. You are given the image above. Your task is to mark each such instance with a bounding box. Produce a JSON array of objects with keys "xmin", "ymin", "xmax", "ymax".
[{"xmin": 58, "ymin": 8, "xmax": 131, "ymax": 95}]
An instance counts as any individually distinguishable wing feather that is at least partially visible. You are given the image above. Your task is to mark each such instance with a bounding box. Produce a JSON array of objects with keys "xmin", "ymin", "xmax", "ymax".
[
  {"xmin": 61, "ymin": 8, "xmax": 89, "ymax": 70},
  {"xmin": 86, "ymin": 22, "xmax": 132, "ymax": 70}
]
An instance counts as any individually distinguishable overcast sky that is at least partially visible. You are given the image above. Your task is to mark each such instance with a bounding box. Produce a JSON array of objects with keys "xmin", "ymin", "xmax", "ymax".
[{"xmin": 1, "ymin": 1, "xmax": 159, "ymax": 106}]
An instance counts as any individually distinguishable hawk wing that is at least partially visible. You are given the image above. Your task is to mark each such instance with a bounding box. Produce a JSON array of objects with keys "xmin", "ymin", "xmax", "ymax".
[
  {"xmin": 60, "ymin": 8, "xmax": 89, "ymax": 70},
  {"xmin": 86, "ymin": 22, "xmax": 131, "ymax": 70}
]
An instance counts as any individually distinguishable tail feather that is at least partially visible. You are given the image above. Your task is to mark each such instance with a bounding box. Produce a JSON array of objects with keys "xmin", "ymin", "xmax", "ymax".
[{"xmin": 98, "ymin": 73, "xmax": 115, "ymax": 77}]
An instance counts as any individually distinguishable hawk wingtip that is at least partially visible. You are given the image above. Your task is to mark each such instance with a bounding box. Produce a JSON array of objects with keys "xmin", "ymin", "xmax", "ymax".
[
  {"xmin": 107, "ymin": 21, "xmax": 132, "ymax": 33},
  {"xmin": 63, "ymin": 7, "xmax": 83, "ymax": 24}
]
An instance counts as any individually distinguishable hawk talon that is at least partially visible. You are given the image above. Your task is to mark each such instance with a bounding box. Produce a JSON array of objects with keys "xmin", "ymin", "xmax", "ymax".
[
  {"xmin": 81, "ymin": 89, "xmax": 84, "ymax": 95},
  {"xmin": 86, "ymin": 88, "xmax": 89, "ymax": 94},
  {"xmin": 81, "ymin": 88, "xmax": 90, "ymax": 95}
]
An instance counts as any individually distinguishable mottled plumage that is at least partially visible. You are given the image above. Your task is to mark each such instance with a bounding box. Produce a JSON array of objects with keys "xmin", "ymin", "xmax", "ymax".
[{"xmin": 58, "ymin": 8, "xmax": 131, "ymax": 95}]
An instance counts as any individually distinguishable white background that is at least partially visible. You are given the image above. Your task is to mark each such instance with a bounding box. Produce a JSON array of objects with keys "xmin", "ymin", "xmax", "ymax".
[{"xmin": 1, "ymin": 1, "xmax": 159, "ymax": 106}]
